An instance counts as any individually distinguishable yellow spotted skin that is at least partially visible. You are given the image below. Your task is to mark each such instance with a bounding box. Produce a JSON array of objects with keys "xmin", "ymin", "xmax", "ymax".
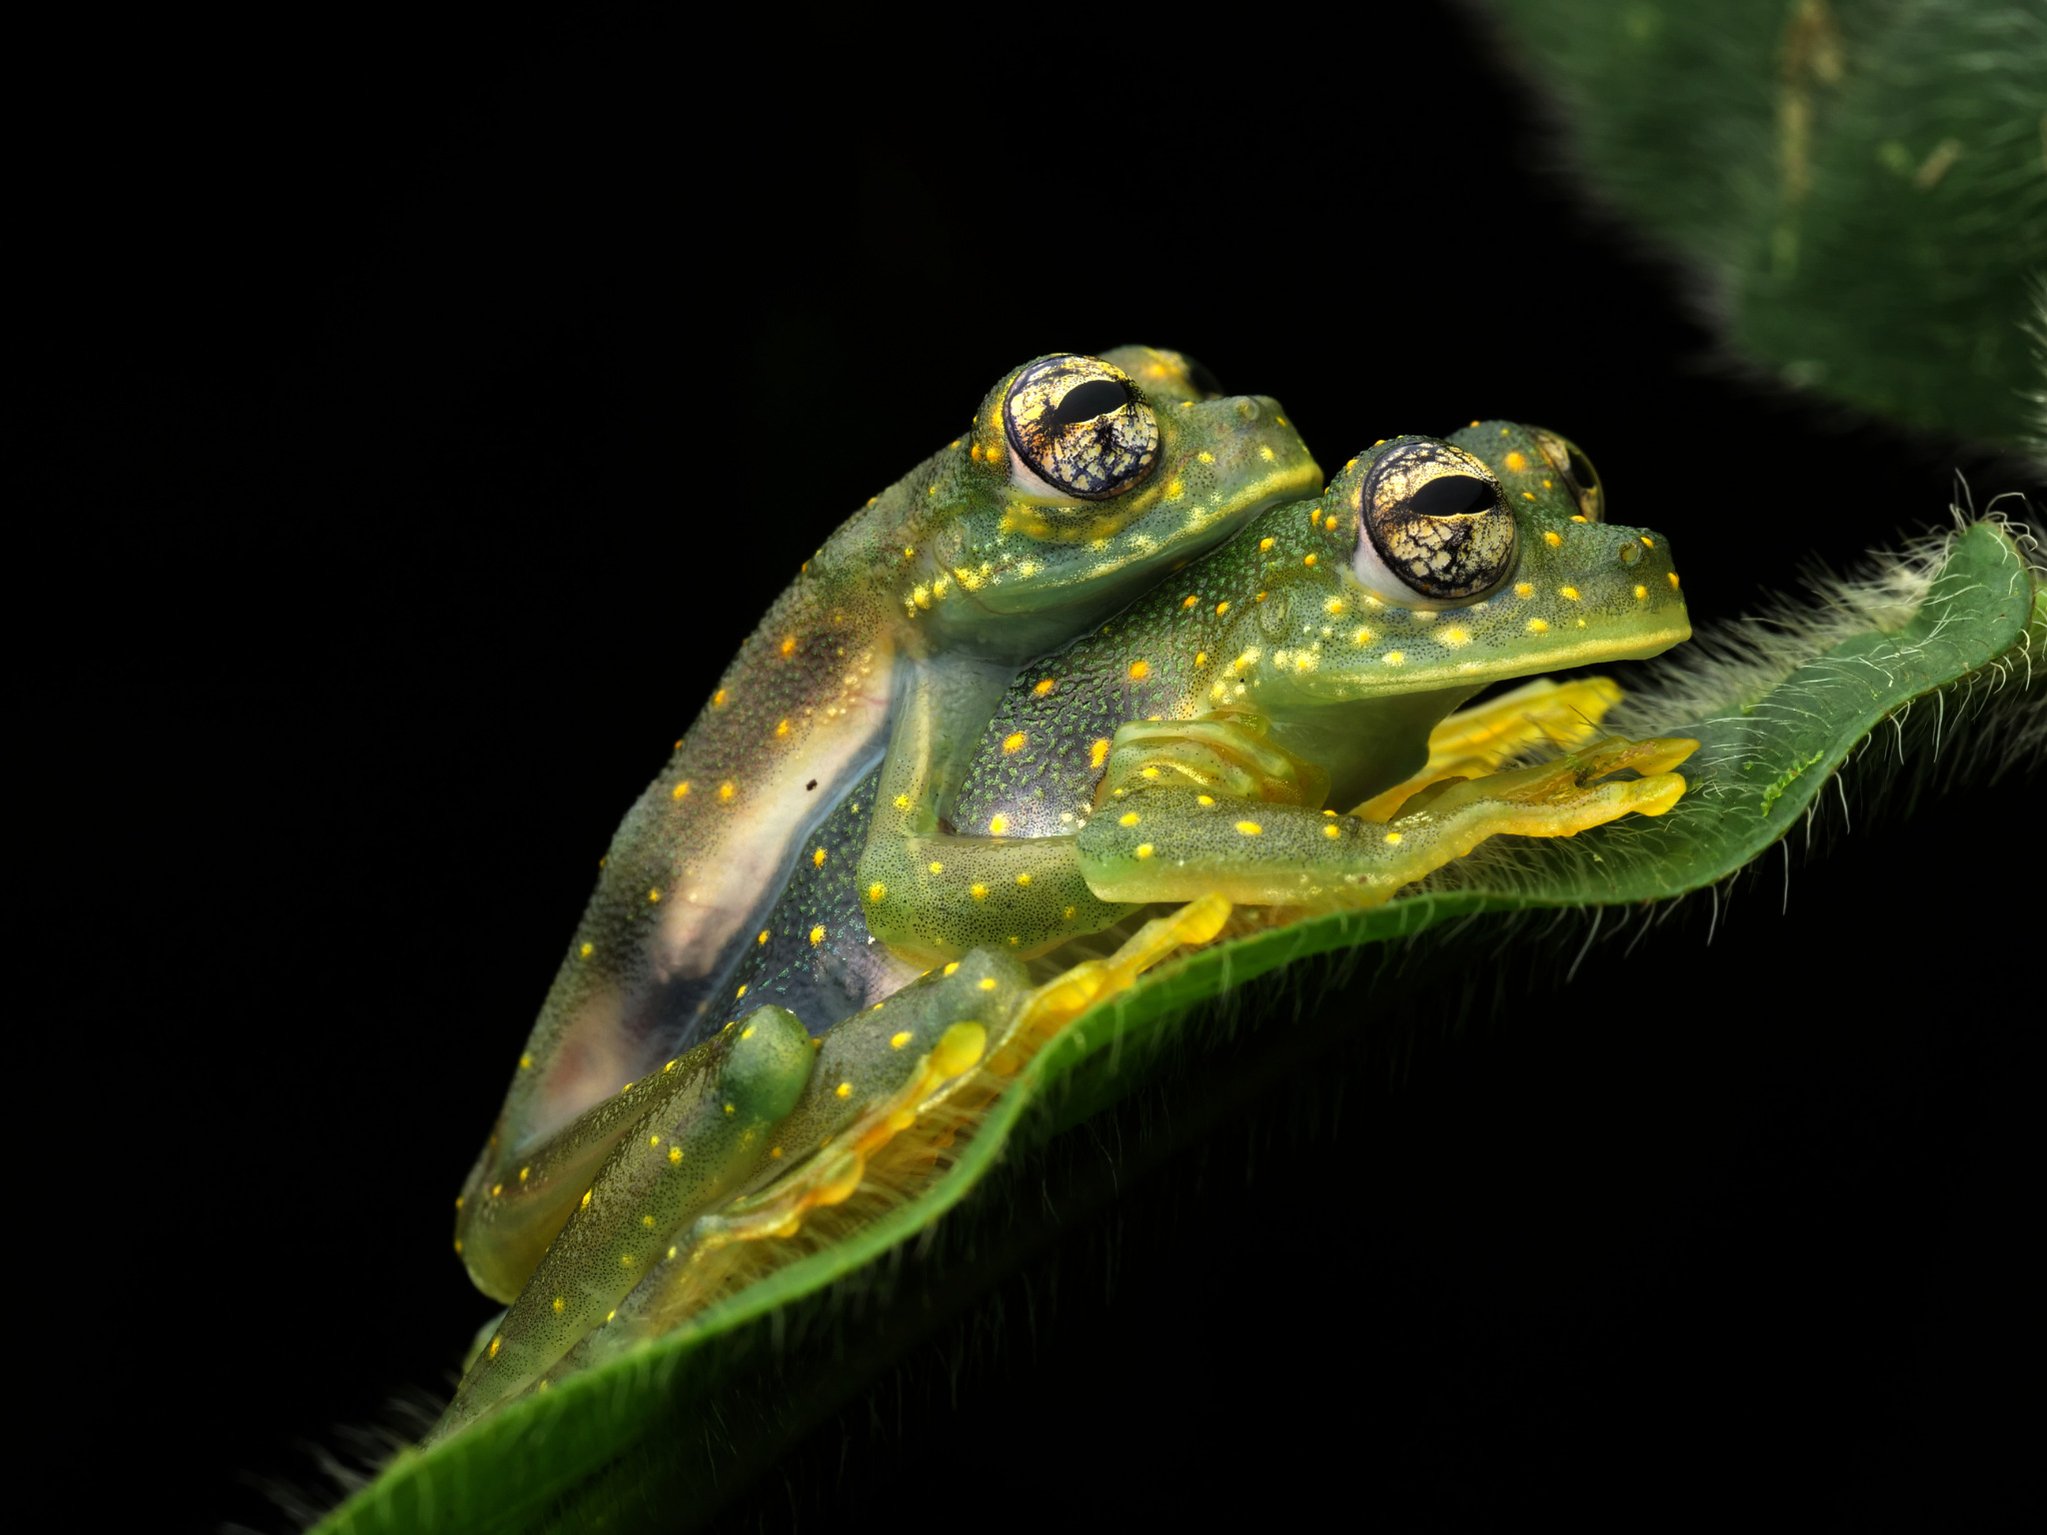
[
  {"xmin": 447, "ymin": 1005, "xmax": 814, "ymax": 1421},
  {"xmin": 712, "ymin": 421, "xmax": 1691, "ymax": 993},
  {"xmin": 454, "ymin": 349, "xmax": 1317, "ymax": 1307},
  {"xmin": 440, "ymin": 411, "xmax": 1694, "ymax": 1440},
  {"xmin": 726, "ymin": 423, "xmax": 1690, "ymax": 989},
  {"xmin": 863, "ymin": 421, "xmax": 1690, "ymax": 955},
  {"xmin": 1044, "ymin": 426, "xmax": 1690, "ymax": 908}
]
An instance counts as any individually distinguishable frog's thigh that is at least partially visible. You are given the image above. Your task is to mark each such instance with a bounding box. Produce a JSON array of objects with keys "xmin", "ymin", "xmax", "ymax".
[
  {"xmin": 1353, "ymin": 677, "xmax": 1625, "ymax": 821},
  {"xmin": 440, "ymin": 1005, "xmax": 815, "ymax": 1431},
  {"xmin": 455, "ymin": 1041, "xmax": 755, "ymax": 1303},
  {"xmin": 1080, "ymin": 734, "xmax": 1697, "ymax": 908}
]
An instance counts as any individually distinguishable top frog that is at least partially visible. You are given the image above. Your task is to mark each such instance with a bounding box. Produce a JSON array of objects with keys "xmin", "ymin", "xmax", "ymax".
[{"xmin": 455, "ymin": 348, "xmax": 1318, "ymax": 1297}]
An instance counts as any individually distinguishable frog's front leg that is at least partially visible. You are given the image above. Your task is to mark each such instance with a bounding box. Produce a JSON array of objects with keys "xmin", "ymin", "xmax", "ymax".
[
  {"xmin": 1352, "ymin": 676, "xmax": 1625, "ymax": 822},
  {"xmin": 855, "ymin": 656, "xmax": 1132, "ymax": 963},
  {"xmin": 1078, "ymin": 718, "xmax": 1697, "ymax": 908},
  {"xmin": 856, "ymin": 679, "xmax": 1331, "ymax": 964}
]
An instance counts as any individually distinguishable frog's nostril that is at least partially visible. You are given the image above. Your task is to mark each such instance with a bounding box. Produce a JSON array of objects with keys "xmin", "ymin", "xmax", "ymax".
[
  {"xmin": 1618, "ymin": 541, "xmax": 1642, "ymax": 566},
  {"xmin": 1233, "ymin": 397, "xmax": 1261, "ymax": 422}
]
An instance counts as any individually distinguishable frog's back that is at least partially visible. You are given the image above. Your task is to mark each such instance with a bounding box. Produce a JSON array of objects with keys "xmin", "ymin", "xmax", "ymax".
[
  {"xmin": 447, "ymin": 487, "xmax": 925, "ymax": 1300},
  {"xmin": 493, "ymin": 485, "xmax": 919, "ymax": 1158},
  {"xmin": 452, "ymin": 352, "xmax": 1321, "ymax": 1300}
]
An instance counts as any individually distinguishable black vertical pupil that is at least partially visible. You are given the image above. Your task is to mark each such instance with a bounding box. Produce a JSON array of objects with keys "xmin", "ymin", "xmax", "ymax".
[
  {"xmin": 1408, "ymin": 473, "xmax": 1497, "ymax": 519},
  {"xmin": 1044, "ymin": 378, "xmax": 1131, "ymax": 427},
  {"xmin": 1565, "ymin": 446, "xmax": 1596, "ymax": 489}
]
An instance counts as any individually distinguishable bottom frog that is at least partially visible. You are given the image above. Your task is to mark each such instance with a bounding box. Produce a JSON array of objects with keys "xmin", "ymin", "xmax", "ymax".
[{"xmin": 433, "ymin": 422, "xmax": 1695, "ymax": 1435}]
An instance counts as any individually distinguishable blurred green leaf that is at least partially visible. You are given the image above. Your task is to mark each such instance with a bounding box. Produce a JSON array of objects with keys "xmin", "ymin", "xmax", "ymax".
[{"xmin": 1485, "ymin": 0, "xmax": 2047, "ymax": 449}]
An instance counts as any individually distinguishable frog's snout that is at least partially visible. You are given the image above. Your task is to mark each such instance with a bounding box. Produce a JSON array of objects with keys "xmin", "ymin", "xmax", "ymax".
[
  {"xmin": 1180, "ymin": 393, "xmax": 1319, "ymax": 503},
  {"xmin": 1593, "ymin": 524, "xmax": 1691, "ymax": 651},
  {"xmin": 1228, "ymin": 393, "xmax": 1299, "ymax": 427}
]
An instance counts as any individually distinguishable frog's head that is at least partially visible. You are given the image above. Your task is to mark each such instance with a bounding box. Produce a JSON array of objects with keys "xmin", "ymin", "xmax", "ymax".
[
  {"xmin": 1202, "ymin": 422, "xmax": 1690, "ymax": 717},
  {"xmin": 913, "ymin": 348, "xmax": 1321, "ymax": 654}
]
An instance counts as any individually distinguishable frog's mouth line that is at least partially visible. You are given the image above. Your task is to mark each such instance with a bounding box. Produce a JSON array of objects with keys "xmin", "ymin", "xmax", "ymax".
[
  {"xmin": 967, "ymin": 475, "xmax": 1324, "ymax": 620},
  {"xmin": 1282, "ymin": 618, "xmax": 1696, "ymax": 702},
  {"xmin": 1502, "ymin": 620, "xmax": 1696, "ymax": 677}
]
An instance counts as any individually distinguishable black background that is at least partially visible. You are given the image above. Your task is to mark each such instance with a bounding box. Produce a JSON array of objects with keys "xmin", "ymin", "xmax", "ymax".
[{"xmin": 32, "ymin": 11, "xmax": 2036, "ymax": 1531}]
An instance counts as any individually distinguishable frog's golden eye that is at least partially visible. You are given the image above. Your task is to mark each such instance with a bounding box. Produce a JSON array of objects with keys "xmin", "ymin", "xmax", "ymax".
[
  {"xmin": 1351, "ymin": 441, "xmax": 1516, "ymax": 604},
  {"xmin": 1530, "ymin": 428, "xmax": 1602, "ymax": 522},
  {"xmin": 1002, "ymin": 355, "xmax": 1160, "ymax": 501}
]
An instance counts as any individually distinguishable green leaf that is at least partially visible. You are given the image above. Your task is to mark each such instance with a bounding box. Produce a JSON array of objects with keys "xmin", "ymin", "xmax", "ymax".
[
  {"xmin": 1482, "ymin": 0, "xmax": 2047, "ymax": 450},
  {"xmin": 314, "ymin": 517, "xmax": 2040, "ymax": 1533}
]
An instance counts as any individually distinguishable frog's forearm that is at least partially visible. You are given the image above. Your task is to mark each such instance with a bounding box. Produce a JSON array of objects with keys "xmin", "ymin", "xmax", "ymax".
[
  {"xmin": 1078, "ymin": 735, "xmax": 1697, "ymax": 908},
  {"xmin": 857, "ymin": 657, "xmax": 1132, "ymax": 961},
  {"xmin": 864, "ymin": 655, "xmax": 1015, "ymax": 840}
]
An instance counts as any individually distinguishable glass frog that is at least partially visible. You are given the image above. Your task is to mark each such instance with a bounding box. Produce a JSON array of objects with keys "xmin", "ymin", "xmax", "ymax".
[
  {"xmin": 435, "ymin": 420, "xmax": 1696, "ymax": 1433},
  {"xmin": 452, "ymin": 348, "xmax": 1321, "ymax": 1304}
]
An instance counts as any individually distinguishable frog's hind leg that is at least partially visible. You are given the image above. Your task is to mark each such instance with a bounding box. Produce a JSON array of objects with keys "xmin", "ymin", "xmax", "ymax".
[
  {"xmin": 997, "ymin": 893, "xmax": 1232, "ymax": 1066},
  {"xmin": 452, "ymin": 1048, "xmax": 738, "ymax": 1305},
  {"xmin": 1352, "ymin": 676, "xmax": 1626, "ymax": 822},
  {"xmin": 504, "ymin": 950, "xmax": 1035, "ymax": 1398},
  {"xmin": 433, "ymin": 1006, "xmax": 816, "ymax": 1436},
  {"xmin": 526, "ymin": 903, "xmax": 1229, "ymax": 1398},
  {"xmin": 686, "ymin": 896, "xmax": 1231, "ymax": 1245}
]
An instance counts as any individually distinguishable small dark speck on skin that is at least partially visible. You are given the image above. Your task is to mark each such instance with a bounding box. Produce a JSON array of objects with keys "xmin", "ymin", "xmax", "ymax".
[{"xmin": 806, "ymin": 780, "xmax": 818, "ymax": 791}]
